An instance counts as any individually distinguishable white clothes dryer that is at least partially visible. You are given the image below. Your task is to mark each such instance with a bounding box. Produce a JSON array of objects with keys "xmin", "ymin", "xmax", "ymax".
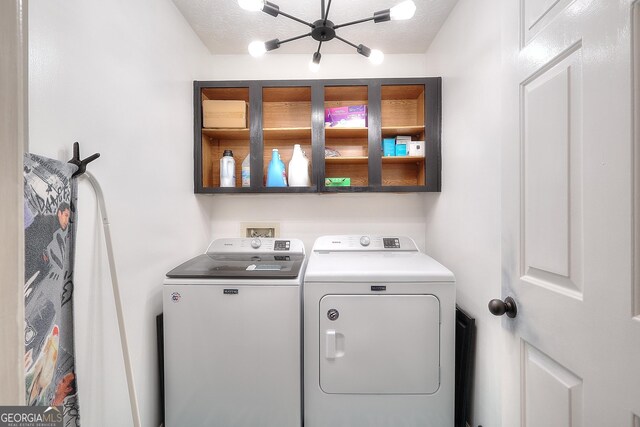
[{"xmin": 303, "ymin": 235, "xmax": 455, "ymax": 427}]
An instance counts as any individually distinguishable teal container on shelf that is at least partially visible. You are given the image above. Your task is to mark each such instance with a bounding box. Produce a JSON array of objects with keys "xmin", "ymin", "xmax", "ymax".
[
  {"xmin": 395, "ymin": 142, "xmax": 407, "ymax": 156},
  {"xmin": 266, "ymin": 149, "xmax": 287, "ymax": 187},
  {"xmin": 383, "ymin": 138, "xmax": 396, "ymax": 156}
]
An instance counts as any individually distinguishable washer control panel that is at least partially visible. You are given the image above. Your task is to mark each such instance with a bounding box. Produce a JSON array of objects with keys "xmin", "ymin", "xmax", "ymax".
[
  {"xmin": 383, "ymin": 238, "xmax": 401, "ymax": 249},
  {"xmin": 206, "ymin": 238, "xmax": 304, "ymax": 255},
  {"xmin": 274, "ymin": 240, "xmax": 291, "ymax": 251},
  {"xmin": 312, "ymin": 235, "xmax": 418, "ymax": 252}
]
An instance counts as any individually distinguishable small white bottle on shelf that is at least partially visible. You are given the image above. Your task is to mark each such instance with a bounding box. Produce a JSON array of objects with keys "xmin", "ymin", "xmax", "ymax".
[{"xmin": 219, "ymin": 149, "xmax": 236, "ymax": 187}]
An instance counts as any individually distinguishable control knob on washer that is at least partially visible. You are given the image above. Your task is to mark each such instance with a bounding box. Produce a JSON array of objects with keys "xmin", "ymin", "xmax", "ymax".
[
  {"xmin": 360, "ymin": 236, "xmax": 370, "ymax": 247},
  {"xmin": 251, "ymin": 238, "xmax": 261, "ymax": 249}
]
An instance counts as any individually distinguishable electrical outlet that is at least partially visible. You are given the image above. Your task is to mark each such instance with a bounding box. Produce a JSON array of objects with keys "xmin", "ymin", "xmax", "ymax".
[{"xmin": 240, "ymin": 222, "xmax": 280, "ymax": 238}]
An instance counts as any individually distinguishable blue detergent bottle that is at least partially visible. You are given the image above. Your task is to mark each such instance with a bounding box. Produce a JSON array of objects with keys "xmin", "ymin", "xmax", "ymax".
[{"xmin": 266, "ymin": 149, "xmax": 287, "ymax": 187}]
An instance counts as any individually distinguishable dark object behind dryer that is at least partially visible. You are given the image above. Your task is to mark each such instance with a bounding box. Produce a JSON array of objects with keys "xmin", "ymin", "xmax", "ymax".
[{"xmin": 455, "ymin": 305, "xmax": 476, "ymax": 427}]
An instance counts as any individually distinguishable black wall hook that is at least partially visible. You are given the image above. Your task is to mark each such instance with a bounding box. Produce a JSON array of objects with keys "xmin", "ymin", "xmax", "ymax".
[{"xmin": 68, "ymin": 141, "xmax": 100, "ymax": 177}]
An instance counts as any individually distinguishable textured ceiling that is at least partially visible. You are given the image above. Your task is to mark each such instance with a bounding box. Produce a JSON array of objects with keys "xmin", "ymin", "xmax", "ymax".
[{"xmin": 171, "ymin": 0, "xmax": 459, "ymax": 55}]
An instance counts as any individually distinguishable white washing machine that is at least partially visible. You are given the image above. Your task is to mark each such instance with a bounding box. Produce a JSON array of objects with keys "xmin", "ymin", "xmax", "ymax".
[
  {"xmin": 163, "ymin": 238, "xmax": 305, "ymax": 427},
  {"xmin": 303, "ymin": 235, "xmax": 455, "ymax": 427}
]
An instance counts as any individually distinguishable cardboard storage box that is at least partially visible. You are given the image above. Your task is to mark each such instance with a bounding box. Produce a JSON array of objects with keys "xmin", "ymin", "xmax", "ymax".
[
  {"xmin": 203, "ymin": 100, "xmax": 247, "ymax": 128},
  {"xmin": 325, "ymin": 105, "xmax": 368, "ymax": 128}
]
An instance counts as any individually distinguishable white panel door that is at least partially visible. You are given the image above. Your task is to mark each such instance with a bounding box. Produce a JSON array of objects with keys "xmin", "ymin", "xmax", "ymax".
[
  {"xmin": 501, "ymin": 0, "xmax": 640, "ymax": 425},
  {"xmin": 319, "ymin": 294, "xmax": 440, "ymax": 394}
]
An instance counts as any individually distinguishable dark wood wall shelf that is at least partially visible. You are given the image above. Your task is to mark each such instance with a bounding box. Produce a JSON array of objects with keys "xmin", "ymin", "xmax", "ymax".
[{"xmin": 193, "ymin": 78, "xmax": 441, "ymax": 193}]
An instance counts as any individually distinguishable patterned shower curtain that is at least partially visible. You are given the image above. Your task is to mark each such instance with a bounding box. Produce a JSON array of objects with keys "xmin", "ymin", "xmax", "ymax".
[{"xmin": 23, "ymin": 153, "xmax": 80, "ymax": 426}]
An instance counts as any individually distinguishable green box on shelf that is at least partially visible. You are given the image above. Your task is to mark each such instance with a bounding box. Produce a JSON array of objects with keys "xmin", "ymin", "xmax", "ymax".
[{"xmin": 325, "ymin": 178, "xmax": 351, "ymax": 187}]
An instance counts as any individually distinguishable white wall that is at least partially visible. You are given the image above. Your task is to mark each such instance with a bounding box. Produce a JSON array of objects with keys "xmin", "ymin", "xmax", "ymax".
[
  {"xmin": 206, "ymin": 192, "xmax": 428, "ymax": 254},
  {"xmin": 208, "ymin": 53, "xmax": 427, "ymax": 80},
  {"xmin": 204, "ymin": 53, "xmax": 432, "ymax": 251},
  {"xmin": 28, "ymin": 0, "xmax": 213, "ymax": 425},
  {"xmin": 424, "ymin": 0, "xmax": 503, "ymax": 426}
]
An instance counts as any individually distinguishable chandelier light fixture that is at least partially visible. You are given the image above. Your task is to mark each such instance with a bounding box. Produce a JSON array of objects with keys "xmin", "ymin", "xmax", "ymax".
[{"xmin": 237, "ymin": 0, "xmax": 417, "ymax": 71}]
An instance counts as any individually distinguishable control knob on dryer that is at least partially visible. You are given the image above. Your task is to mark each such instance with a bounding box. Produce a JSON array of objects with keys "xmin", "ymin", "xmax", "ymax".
[
  {"xmin": 360, "ymin": 236, "xmax": 370, "ymax": 247},
  {"xmin": 251, "ymin": 238, "xmax": 261, "ymax": 249}
]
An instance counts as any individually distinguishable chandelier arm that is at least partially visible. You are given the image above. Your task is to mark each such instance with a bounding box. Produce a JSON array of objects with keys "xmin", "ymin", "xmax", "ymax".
[
  {"xmin": 316, "ymin": 41, "xmax": 323, "ymax": 54},
  {"xmin": 277, "ymin": 10, "xmax": 314, "ymax": 27},
  {"xmin": 278, "ymin": 32, "xmax": 313, "ymax": 45},
  {"xmin": 323, "ymin": 0, "xmax": 333, "ymax": 25},
  {"xmin": 334, "ymin": 34, "xmax": 359, "ymax": 50},
  {"xmin": 333, "ymin": 16, "xmax": 375, "ymax": 30}
]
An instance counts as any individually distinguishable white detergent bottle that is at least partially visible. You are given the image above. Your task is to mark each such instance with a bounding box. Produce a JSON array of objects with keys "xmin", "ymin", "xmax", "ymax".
[
  {"xmin": 288, "ymin": 144, "xmax": 310, "ymax": 187},
  {"xmin": 219, "ymin": 149, "xmax": 236, "ymax": 187}
]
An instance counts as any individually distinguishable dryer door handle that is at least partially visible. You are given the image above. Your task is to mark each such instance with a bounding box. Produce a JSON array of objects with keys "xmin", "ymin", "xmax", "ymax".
[{"xmin": 325, "ymin": 330, "xmax": 345, "ymax": 359}]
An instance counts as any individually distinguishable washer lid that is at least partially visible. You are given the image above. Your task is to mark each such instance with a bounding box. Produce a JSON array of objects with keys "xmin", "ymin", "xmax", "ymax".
[
  {"xmin": 166, "ymin": 253, "xmax": 305, "ymax": 279},
  {"xmin": 166, "ymin": 238, "xmax": 306, "ymax": 279},
  {"xmin": 304, "ymin": 235, "xmax": 454, "ymax": 282}
]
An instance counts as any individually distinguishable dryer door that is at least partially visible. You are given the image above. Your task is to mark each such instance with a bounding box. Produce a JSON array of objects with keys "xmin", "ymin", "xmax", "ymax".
[{"xmin": 319, "ymin": 294, "xmax": 440, "ymax": 394}]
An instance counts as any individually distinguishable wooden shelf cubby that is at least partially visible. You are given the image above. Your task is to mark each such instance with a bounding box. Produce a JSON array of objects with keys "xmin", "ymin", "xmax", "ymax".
[
  {"xmin": 323, "ymin": 85, "xmax": 369, "ymax": 187},
  {"xmin": 262, "ymin": 87, "xmax": 313, "ymax": 189},
  {"xmin": 200, "ymin": 87, "xmax": 250, "ymax": 188},
  {"xmin": 380, "ymin": 84, "xmax": 427, "ymax": 187}
]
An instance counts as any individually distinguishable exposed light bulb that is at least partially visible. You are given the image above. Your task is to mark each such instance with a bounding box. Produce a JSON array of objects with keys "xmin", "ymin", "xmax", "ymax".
[
  {"xmin": 248, "ymin": 40, "xmax": 267, "ymax": 57},
  {"xmin": 309, "ymin": 52, "xmax": 321, "ymax": 72},
  {"xmin": 390, "ymin": 0, "xmax": 416, "ymax": 20},
  {"xmin": 369, "ymin": 49, "xmax": 384, "ymax": 65},
  {"xmin": 238, "ymin": 0, "xmax": 265, "ymax": 12}
]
